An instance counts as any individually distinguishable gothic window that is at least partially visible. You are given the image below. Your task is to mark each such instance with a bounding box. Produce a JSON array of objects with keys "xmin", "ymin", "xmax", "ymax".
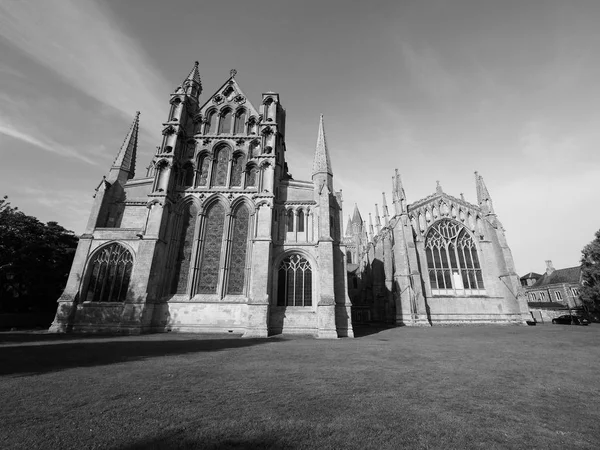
[
  {"xmin": 248, "ymin": 140, "xmax": 259, "ymax": 158},
  {"xmin": 155, "ymin": 161, "xmax": 169, "ymax": 192},
  {"xmin": 205, "ymin": 110, "xmax": 217, "ymax": 134},
  {"xmin": 182, "ymin": 163, "xmax": 194, "ymax": 187},
  {"xmin": 83, "ymin": 243, "xmax": 133, "ymax": 303},
  {"xmin": 230, "ymin": 154, "xmax": 245, "ymax": 187},
  {"xmin": 297, "ymin": 210, "xmax": 305, "ymax": 232},
  {"xmin": 211, "ymin": 147, "xmax": 229, "ymax": 186},
  {"xmin": 555, "ymin": 291, "xmax": 563, "ymax": 301},
  {"xmin": 287, "ymin": 210, "xmax": 294, "ymax": 232},
  {"xmin": 247, "ymin": 117, "xmax": 257, "ymax": 135},
  {"xmin": 196, "ymin": 202, "xmax": 226, "ymax": 294},
  {"xmin": 226, "ymin": 204, "xmax": 251, "ymax": 294},
  {"xmin": 425, "ymin": 219, "xmax": 485, "ymax": 295},
  {"xmin": 171, "ymin": 202, "xmax": 198, "ymax": 294},
  {"xmin": 277, "ymin": 254, "xmax": 312, "ymax": 306},
  {"xmin": 346, "ymin": 251, "xmax": 352, "ymax": 264},
  {"xmin": 218, "ymin": 108, "xmax": 232, "ymax": 134},
  {"xmin": 540, "ymin": 292, "xmax": 546, "ymax": 301},
  {"xmin": 196, "ymin": 154, "xmax": 210, "ymax": 186},
  {"xmin": 234, "ymin": 109, "xmax": 246, "ymax": 135},
  {"xmin": 245, "ymin": 165, "xmax": 257, "ymax": 187}
]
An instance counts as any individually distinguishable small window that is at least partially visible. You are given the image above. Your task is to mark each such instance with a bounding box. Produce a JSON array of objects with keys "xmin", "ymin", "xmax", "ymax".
[
  {"xmin": 555, "ymin": 291, "xmax": 563, "ymax": 301},
  {"xmin": 297, "ymin": 210, "xmax": 305, "ymax": 232},
  {"xmin": 572, "ymin": 288, "xmax": 580, "ymax": 297},
  {"xmin": 218, "ymin": 108, "xmax": 232, "ymax": 134},
  {"xmin": 346, "ymin": 251, "xmax": 352, "ymax": 264},
  {"xmin": 540, "ymin": 292, "xmax": 546, "ymax": 301},
  {"xmin": 530, "ymin": 293, "xmax": 536, "ymax": 301},
  {"xmin": 287, "ymin": 210, "xmax": 294, "ymax": 232}
]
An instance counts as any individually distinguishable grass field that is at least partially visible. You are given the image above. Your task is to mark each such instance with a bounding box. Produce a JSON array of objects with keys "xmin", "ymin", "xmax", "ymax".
[{"xmin": 1, "ymin": 324, "xmax": 599, "ymax": 449}]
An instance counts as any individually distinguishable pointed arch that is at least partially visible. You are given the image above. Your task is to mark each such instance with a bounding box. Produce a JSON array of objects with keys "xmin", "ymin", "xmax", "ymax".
[
  {"xmin": 276, "ymin": 253, "xmax": 313, "ymax": 307},
  {"xmin": 245, "ymin": 163, "xmax": 258, "ymax": 187},
  {"xmin": 82, "ymin": 242, "xmax": 134, "ymax": 303},
  {"xmin": 247, "ymin": 116, "xmax": 258, "ymax": 135},
  {"xmin": 226, "ymin": 202, "xmax": 252, "ymax": 295},
  {"xmin": 230, "ymin": 151, "xmax": 245, "ymax": 187},
  {"xmin": 248, "ymin": 139, "xmax": 259, "ymax": 158},
  {"xmin": 181, "ymin": 162, "xmax": 195, "ymax": 187},
  {"xmin": 170, "ymin": 200, "xmax": 199, "ymax": 294},
  {"xmin": 211, "ymin": 145, "xmax": 230, "ymax": 187},
  {"xmin": 205, "ymin": 109, "xmax": 217, "ymax": 134},
  {"xmin": 425, "ymin": 219, "xmax": 484, "ymax": 295},
  {"xmin": 218, "ymin": 107, "xmax": 233, "ymax": 134},
  {"xmin": 297, "ymin": 209, "xmax": 305, "ymax": 232},
  {"xmin": 234, "ymin": 108, "xmax": 246, "ymax": 135},
  {"xmin": 195, "ymin": 151, "xmax": 210, "ymax": 186},
  {"xmin": 195, "ymin": 199, "xmax": 227, "ymax": 294}
]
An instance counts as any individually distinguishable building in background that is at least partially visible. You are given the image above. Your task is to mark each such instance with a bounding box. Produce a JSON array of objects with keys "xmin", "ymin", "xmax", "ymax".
[{"xmin": 522, "ymin": 261, "xmax": 584, "ymax": 323}]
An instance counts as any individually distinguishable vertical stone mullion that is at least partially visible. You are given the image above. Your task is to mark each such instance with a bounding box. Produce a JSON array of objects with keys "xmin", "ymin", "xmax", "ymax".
[
  {"xmin": 218, "ymin": 211, "xmax": 234, "ymax": 298},
  {"xmin": 190, "ymin": 211, "xmax": 207, "ymax": 297}
]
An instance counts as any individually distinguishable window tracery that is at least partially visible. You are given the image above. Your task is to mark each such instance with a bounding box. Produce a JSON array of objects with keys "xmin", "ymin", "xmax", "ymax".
[
  {"xmin": 230, "ymin": 154, "xmax": 244, "ymax": 187},
  {"xmin": 196, "ymin": 154, "xmax": 210, "ymax": 186},
  {"xmin": 425, "ymin": 219, "xmax": 485, "ymax": 295},
  {"xmin": 211, "ymin": 147, "xmax": 229, "ymax": 186},
  {"xmin": 226, "ymin": 204, "xmax": 250, "ymax": 294},
  {"xmin": 83, "ymin": 243, "xmax": 133, "ymax": 303},
  {"xmin": 277, "ymin": 254, "xmax": 312, "ymax": 306},
  {"xmin": 196, "ymin": 202, "xmax": 225, "ymax": 294},
  {"xmin": 245, "ymin": 165, "xmax": 257, "ymax": 187}
]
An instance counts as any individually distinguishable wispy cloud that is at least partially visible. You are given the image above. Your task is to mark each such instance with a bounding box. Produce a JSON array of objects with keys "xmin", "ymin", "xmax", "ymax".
[
  {"xmin": 0, "ymin": 0, "xmax": 170, "ymax": 138},
  {"xmin": 0, "ymin": 117, "xmax": 97, "ymax": 165}
]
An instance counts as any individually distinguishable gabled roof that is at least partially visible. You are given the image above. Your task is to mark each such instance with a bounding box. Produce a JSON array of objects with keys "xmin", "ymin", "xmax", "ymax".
[
  {"xmin": 198, "ymin": 73, "xmax": 259, "ymax": 117},
  {"xmin": 520, "ymin": 272, "xmax": 542, "ymax": 281},
  {"xmin": 531, "ymin": 266, "xmax": 582, "ymax": 288}
]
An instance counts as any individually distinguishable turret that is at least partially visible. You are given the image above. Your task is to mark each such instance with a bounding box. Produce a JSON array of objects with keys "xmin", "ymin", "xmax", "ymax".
[
  {"xmin": 475, "ymin": 171, "xmax": 495, "ymax": 215},
  {"xmin": 107, "ymin": 111, "xmax": 140, "ymax": 184},
  {"xmin": 374, "ymin": 204, "xmax": 382, "ymax": 234},
  {"xmin": 368, "ymin": 213, "xmax": 374, "ymax": 242},
  {"xmin": 392, "ymin": 169, "xmax": 408, "ymax": 215},
  {"xmin": 382, "ymin": 192, "xmax": 390, "ymax": 226}
]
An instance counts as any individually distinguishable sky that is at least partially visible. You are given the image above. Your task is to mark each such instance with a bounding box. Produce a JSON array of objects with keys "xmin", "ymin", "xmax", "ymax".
[{"xmin": 1, "ymin": 0, "xmax": 599, "ymax": 274}]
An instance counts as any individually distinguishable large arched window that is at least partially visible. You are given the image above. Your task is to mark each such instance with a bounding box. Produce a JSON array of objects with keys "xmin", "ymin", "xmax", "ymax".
[
  {"xmin": 425, "ymin": 219, "xmax": 485, "ymax": 295},
  {"xmin": 196, "ymin": 202, "xmax": 226, "ymax": 294},
  {"xmin": 218, "ymin": 108, "xmax": 232, "ymax": 134},
  {"xmin": 211, "ymin": 146, "xmax": 229, "ymax": 186},
  {"xmin": 226, "ymin": 203, "xmax": 251, "ymax": 294},
  {"xmin": 230, "ymin": 153, "xmax": 245, "ymax": 187},
  {"xmin": 171, "ymin": 202, "xmax": 198, "ymax": 294},
  {"xmin": 83, "ymin": 243, "xmax": 133, "ymax": 303},
  {"xmin": 234, "ymin": 109, "xmax": 246, "ymax": 135},
  {"xmin": 277, "ymin": 254, "xmax": 312, "ymax": 306}
]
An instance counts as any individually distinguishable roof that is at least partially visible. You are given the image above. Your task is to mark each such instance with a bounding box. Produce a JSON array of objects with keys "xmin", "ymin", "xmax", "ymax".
[
  {"xmin": 520, "ymin": 272, "xmax": 542, "ymax": 281},
  {"xmin": 531, "ymin": 266, "xmax": 582, "ymax": 288}
]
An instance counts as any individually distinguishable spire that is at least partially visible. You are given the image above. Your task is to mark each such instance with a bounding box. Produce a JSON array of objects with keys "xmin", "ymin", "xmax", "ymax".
[
  {"xmin": 475, "ymin": 171, "xmax": 495, "ymax": 215},
  {"xmin": 374, "ymin": 204, "xmax": 382, "ymax": 234},
  {"xmin": 382, "ymin": 192, "xmax": 390, "ymax": 226},
  {"xmin": 109, "ymin": 111, "xmax": 139, "ymax": 183},
  {"xmin": 392, "ymin": 169, "xmax": 408, "ymax": 215},
  {"xmin": 345, "ymin": 215, "xmax": 353, "ymax": 237},
  {"xmin": 368, "ymin": 213, "xmax": 374, "ymax": 241},
  {"xmin": 312, "ymin": 114, "xmax": 333, "ymax": 177},
  {"xmin": 352, "ymin": 203, "xmax": 362, "ymax": 226},
  {"xmin": 178, "ymin": 61, "xmax": 202, "ymax": 99}
]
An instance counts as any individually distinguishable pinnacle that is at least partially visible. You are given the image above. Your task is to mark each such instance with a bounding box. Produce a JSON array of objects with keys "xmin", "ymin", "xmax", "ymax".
[{"xmin": 312, "ymin": 114, "xmax": 332, "ymax": 176}]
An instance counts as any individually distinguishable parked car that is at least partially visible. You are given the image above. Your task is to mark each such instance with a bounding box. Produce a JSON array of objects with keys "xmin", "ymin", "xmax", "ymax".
[{"xmin": 551, "ymin": 315, "xmax": 589, "ymax": 326}]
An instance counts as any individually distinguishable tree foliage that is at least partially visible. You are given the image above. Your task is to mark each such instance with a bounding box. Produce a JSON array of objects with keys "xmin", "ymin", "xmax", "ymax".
[
  {"xmin": 0, "ymin": 196, "xmax": 78, "ymax": 313},
  {"xmin": 581, "ymin": 229, "xmax": 600, "ymax": 311}
]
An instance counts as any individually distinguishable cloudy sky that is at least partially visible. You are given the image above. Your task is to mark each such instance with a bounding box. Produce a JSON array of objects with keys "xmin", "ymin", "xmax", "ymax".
[{"xmin": 1, "ymin": 0, "xmax": 599, "ymax": 274}]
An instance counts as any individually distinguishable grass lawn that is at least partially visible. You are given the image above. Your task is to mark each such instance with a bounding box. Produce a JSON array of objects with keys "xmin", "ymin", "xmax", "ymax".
[{"xmin": 1, "ymin": 325, "xmax": 599, "ymax": 450}]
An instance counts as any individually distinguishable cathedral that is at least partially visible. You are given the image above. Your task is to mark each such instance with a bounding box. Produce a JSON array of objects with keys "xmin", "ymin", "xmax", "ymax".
[{"xmin": 50, "ymin": 62, "xmax": 530, "ymax": 337}]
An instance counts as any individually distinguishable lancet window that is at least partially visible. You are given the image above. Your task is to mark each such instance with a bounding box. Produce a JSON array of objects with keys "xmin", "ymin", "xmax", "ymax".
[
  {"xmin": 182, "ymin": 163, "xmax": 194, "ymax": 187},
  {"xmin": 83, "ymin": 243, "xmax": 133, "ymax": 303},
  {"xmin": 218, "ymin": 108, "xmax": 232, "ymax": 134},
  {"xmin": 245, "ymin": 165, "xmax": 257, "ymax": 187},
  {"xmin": 196, "ymin": 154, "xmax": 210, "ymax": 186},
  {"xmin": 277, "ymin": 254, "xmax": 313, "ymax": 306},
  {"xmin": 425, "ymin": 219, "xmax": 485, "ymax": 295},
  {"xmin": 196, "ymin": 202, "xmax": 226, "ymax": 294},
  {"xmin": 234, "ymin": 109, "xmax": 246, "ymax": 135},
  {"xmin": 211, "ymin": 146, "xmax": 229, "ymax": 186},
  {"xmin": 171, "ymin": 202, "xmax": 198, "ymax": 294},
  {"xmin": 230, "ymin": 154, "xmax": 244, "ymax": 187},
  {"xmin": 205, "ymin": 110, "xmax": 217, "ymax": 134},
  {"xmin": 297, "ymin": 210, "xmax": 305, "ymax": 232},
  {"xmin": 226, "ymin": 203, "xmax": 251, "ymax": 294},
  {"xmin": 287, "ymin": 210, "xmax": 294, "ymax": 232}
]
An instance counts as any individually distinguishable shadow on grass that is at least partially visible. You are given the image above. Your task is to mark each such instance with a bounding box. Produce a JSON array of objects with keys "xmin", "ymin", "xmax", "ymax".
[
  {"xmin": 0, "ymin": 334, "xmax": 271, "ymax": 377},
  {"xmin": 120, "ymin": 434, "xmax": 287, "ymax": 450}
]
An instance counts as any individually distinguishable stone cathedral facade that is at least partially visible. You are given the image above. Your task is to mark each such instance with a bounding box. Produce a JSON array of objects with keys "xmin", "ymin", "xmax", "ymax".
[{"xmin": 50, "ymin": 63, "xmax": 529, "ymax": 337}]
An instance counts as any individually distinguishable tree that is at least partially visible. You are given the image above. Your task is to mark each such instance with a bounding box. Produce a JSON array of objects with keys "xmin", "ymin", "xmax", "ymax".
[
  {"xmin": 581, "ymin": 229, "xmax": 600, "ymax": 312},
  {"xmin": 0, "ymin": 196, "xmax": 78, "ymax": 314}
]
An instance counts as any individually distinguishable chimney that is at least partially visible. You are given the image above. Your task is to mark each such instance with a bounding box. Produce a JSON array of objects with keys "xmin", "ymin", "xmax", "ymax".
[{"xmin": 545, "ymin": 260, "xmax": 555, "ymax": 275}]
